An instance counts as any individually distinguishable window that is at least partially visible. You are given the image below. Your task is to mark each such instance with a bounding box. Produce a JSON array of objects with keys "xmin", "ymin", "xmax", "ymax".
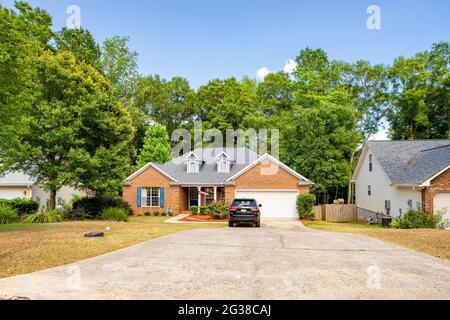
[
  {"xmin": 142, "ymin": 187, "xmax": 160, "ymax": 207},
  {"xmin": 188, "ymin": 161, "xmax": 199, "ymax": 173},
  {"xmin": 232, "ymin": 199, "xmax": 257, "ymax": 207},
  {"xmin": 368, "ymin": 185, "xmax": 372, "ymax": 196},
  {"xmin": 218, "ymin": 160, "xmax": 229, "ymax": 173},
  {"xmin": 369, "ymin": 154, "xmax": 373, "ymax": 172}
]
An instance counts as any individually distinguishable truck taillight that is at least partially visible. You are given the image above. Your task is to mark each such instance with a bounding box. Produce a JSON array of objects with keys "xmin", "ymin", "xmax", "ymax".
[{"xmin": 230, "ymin": 207, "xmax": 237, "ymax": 212}]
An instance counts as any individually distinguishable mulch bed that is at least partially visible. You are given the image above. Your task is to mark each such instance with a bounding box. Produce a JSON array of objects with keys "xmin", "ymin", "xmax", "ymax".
[{"xmin": 180, "ymin": 215, "xmax": 228, "ymax": 223}]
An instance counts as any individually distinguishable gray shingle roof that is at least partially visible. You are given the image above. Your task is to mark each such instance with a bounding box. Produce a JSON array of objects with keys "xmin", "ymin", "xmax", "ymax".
[
  {"xmin": 368, "ymin": 140, "xmax": 450, "ymax": 185},
  {"xmin": 153, "ymin": 147, "xmax": 259, "ymax": 184},
  {"xmin": 0, "ymin": 172, "xmax": 35, "ymax": 186}
]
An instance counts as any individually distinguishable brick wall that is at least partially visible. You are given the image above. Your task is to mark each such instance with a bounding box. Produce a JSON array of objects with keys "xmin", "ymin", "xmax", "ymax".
[
  {"xmin": 422, "ymin": 168, "xmax": 450, "ymax": 213},
  {"xmin": 223, "ymin": 159, "xmax": 310, "ymax": 205},
  {"xmin": 123, "ymin": 167, "xmax": 180, "ymax": 215}
]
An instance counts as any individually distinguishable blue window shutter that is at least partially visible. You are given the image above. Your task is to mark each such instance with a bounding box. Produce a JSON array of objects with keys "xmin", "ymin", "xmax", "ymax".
[
  {"xmin": 160, "ymin": 187, "xmax": 165, "ymax": 208},
  {"xmin": 137, "ymin": 188, "xmax": 142, "ymax": 208}
]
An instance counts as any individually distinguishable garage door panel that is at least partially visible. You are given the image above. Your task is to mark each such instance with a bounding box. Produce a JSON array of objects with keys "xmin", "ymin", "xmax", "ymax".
[
  {"xmin": 434, "ymin": 193, "xmax": 450, "ymax": 225},
  {"xmin": 235, "ymin": 190, "xmax": 298, "ymax": 219}
]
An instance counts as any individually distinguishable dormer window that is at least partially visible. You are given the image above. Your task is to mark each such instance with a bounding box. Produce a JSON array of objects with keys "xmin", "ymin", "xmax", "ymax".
[
  {"xmin": 185, "ymin": 152, "xmax": 201, "ymax": 173},
  {"xmin": 217, "ymin": 152, "xmax": 231, "ymax": 173},
  {"xmin": 188, "ymin": 160, "xmax": 200, "ymax": 173},
  {"xmin": 218, "ymin": 160, "xmax": 229, "ymax": 173}
]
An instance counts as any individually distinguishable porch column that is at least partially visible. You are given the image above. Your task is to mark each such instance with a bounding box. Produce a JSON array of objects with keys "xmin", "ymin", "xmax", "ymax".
[
  {"xmin": 197, "ymin": 186, "xmax": 201, "ymax": 213},
  {"xmin": 213, "ymin": 186, "xmax": 217, "ymax": 203}
]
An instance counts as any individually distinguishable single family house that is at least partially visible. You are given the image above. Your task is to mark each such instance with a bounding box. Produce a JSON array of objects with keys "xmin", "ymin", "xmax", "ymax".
[
  {"xmin": 123, "ymin": 147, "xmax": 313, "ymax": 218},
  {"xmin": 352, "ymin": 140, "xmax": 450, "ymax": 223},
  {"xmin": 0, "ymin": 171, "xmax": 85, "ymax": 211}
]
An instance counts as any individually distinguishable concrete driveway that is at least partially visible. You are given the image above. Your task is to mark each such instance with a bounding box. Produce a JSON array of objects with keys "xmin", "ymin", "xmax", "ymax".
[{"xmin": 1, "ymin": 220, "xmax": 450, "ymax": 300}]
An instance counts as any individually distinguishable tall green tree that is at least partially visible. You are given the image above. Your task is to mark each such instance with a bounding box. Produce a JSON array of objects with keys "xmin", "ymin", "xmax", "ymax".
[
  {"xmin": 100, "ymin": 36, "xmax": 145, "ymax": 162},
  {"xmin": 0, "ymin": 51, "xmax": 134, "ymax": 209},
  {"xmin": 388, "ymin": 42, "xmax": 450, "ymax": 139},
  {"xmin": 134, "ymin": 75, "xmax": 196, "ymax": 138},
  {"xmin": 136, "ymin": 124, "xmax": 172, "ymax": 168},
  {"xmin": 0, "ymin": 2, "xmax": 52, "ymax": 144},
  {"xmin": 196, "ymin": 77, "xmax": 257, "ymax": 132},
  {"xmin": 285, "ymin": 103, "xmax": 362, "ymax": 203},
  {"xmin": 55, "ymin": 27, "xmax": 101, "ymax": 68}
]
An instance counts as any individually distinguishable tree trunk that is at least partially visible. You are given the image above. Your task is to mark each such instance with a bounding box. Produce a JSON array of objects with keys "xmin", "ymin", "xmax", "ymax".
[{"xmin": 49, "ymin": 189, "xmax": 57, "ymax": 211}]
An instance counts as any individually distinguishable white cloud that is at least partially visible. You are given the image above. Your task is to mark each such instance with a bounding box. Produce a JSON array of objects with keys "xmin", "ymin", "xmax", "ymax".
[
  {"xmin": 256, "ymin": 67, "xmax": 271, "ymax": 81},
  {"xmin": 369, "ymin": 129, "xmax": 390, "ymax": 141},
  {"xmin": 283, "ymin": 59, "xmax": 297, "ymax": 74}
]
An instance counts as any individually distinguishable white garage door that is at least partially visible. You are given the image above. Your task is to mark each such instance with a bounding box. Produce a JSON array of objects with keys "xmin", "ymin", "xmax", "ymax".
[
  {"xmin": 434, "ymin": 193, "xmax": 450, "ymax": 226},
  {"xmin": 235, "ymin": 190, "xmax": 299, "ymax": 219},
  {"xmin": 0, "ymin": 189, "xmax": 24, "ymax": 200}
]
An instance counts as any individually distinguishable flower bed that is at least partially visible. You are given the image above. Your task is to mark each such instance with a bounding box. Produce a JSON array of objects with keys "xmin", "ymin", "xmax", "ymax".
[{"xmin": 180, "ymin": 215, "xmax": 228, "ymax": 223}]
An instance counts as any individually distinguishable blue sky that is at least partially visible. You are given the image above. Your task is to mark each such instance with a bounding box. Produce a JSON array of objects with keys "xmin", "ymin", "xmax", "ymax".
[{"xmin": 3, "ymin": 0, "xmax": 449, "ymax": 88}]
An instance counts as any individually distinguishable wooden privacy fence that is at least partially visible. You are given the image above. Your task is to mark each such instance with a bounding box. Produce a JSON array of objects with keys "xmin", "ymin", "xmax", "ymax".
[{"xmin": 313, "ymin": 204, "xmax": 357, "ymax": 222}]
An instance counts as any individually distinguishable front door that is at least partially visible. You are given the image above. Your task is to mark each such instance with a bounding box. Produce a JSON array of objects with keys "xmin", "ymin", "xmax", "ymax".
[{"xmin": 189, "ymin": 188, "xmax": 199, "ymax": 207}]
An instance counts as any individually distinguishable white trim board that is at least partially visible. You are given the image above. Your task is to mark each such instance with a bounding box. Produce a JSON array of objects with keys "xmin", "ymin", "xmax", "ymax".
[
  {"xmin": 124, "ymin": 163, "xmax": 178, "ymax": 183},
  {"xmin": 226, "ymin": 153, "xmax": 312, "ymax": 184}
]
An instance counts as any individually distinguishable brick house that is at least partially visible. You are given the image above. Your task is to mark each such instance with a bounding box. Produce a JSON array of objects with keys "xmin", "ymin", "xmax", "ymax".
[
  {"xmin": 123, "ymin": 147, "xmax": 312, "ymax": 218},
  {"xmin": 352, "ymin": 140, "xmax": 450, "ymax": 223}
]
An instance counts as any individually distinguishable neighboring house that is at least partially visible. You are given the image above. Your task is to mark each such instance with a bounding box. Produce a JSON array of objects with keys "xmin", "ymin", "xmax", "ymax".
[
  {"xmin": 352, "ymin": 140, "xmax": 450, "ymax": 223},
  {"xmin": 0, "ymin": 172, "xmax": 85, "ymax": 211},
  {"xmin": 123, "ymin": 147, "xmax": 313, "ymax": 218}
]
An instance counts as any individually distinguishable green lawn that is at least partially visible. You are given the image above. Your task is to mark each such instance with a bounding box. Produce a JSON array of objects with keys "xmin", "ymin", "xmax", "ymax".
[
  {"xmin": 303, "ymin": 220, "xmax": 450, "ymax": 261},
  {"xmin": 0, "ymin": 216, "xmax": 224, "ymax": 279}
]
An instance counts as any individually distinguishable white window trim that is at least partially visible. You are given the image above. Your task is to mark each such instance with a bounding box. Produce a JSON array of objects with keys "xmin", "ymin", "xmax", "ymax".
[
  {"xmin": 218, "ymin": 160, "xmax": 230, "ymax": 173},
  {"xmin": 141, "ymin": 187, "xmax": 161, "ymax": 208},
  {"xmin": 188, "ymin": 160, "xmax": 199, "ymax": 173}
]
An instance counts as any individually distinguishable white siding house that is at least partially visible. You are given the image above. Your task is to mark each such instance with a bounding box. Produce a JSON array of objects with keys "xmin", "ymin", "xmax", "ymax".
[
  {"xmin": 354, "ymin": 148, "xmax": 421, "ymax": 219},
  {"xmin": 352, "ymin": 140, "xmax": 450, "ymax": 221},
  {"xmin": 0, "ymin": 172, "xmax": 85, "ymax": 210}
]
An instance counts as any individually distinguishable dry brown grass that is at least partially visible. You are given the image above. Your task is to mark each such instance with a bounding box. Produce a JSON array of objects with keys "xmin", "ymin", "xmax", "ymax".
[
  {"xmin": 0, "ymin": 217, "xmax": 224, "ymax": 279},
  {"xmin": 304, "ymin": 221, "xmax": 450, "ymax": 261}
]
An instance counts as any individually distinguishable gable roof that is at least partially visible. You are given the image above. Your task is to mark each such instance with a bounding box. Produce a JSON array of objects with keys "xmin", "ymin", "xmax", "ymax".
[
  {"xmin": 125, "ymin": 147, "xmax": 312, "ymax": 185},
  {"xmin": 0, "ymin": 172, "xmax": 35, "ymax": 187},
  {"xmin": 226, "ymin": 153, "xmax": 312, "ymax": 184},
  {"xmin": 359, "ymin": 140, "xmax": 450, "ymax": 186}
]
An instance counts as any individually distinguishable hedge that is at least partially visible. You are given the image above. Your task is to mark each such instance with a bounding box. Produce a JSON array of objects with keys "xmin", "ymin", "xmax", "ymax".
[
  {"xmin": 71, "ymin": 196, "xmax": 133, "ymax": 220},
  {"xmin": 296, "ymin": 194, "xmax": 316, "ymax": 219},
  {"xmin": 0, "ymin": 198, "xmax": 39, "ymax": 215}
]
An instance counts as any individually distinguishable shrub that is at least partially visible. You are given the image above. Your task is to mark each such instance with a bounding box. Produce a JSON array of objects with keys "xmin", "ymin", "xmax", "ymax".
[
  {"xmin": 167, "ymin": 211, "xmax": 174, "ymax": 217},
  {"xmin": 0, "ymin": 198, "xmax": 38, "ymax": 215},
  {"xmin": 24, "ymin": 210, "xmax": 64, "ymax": 224},
  {"xmin": 208, "ymin": 202, "xmax": 229, "ymax": 219},
  {"xmin": 190, "ymin": 206, "xmax": 199, "ymax": 215},
  {"xmin": 199, "ymin": 206, "xmax": 208, "ymax": 215},
  {"xmin": 144, "ymin": 211, "xmax": 152, "ymax": 216},
  {"xmin": 153, "ymin": 211, "xmax": 160, "ymax": 216},
  {"xmin": 296, "ymin": 194, "xmax": 316, "ymax": 219},
  {"xmin": 100, "ymin": 207, "xmax": 130, "ymax": 222},
  {"xmin": 160, "ymin": 211, "xmax": 167, "ymax": 216},
  {"xmin": 390, "ymin": 209, "xmax": 449, "ymax": 229},
  {"xmin": 0, "ymin": 204, "xmax": 19, "ymax": 224},
  {"xmin": 71, "ymin": 196, "xmax": 133, "ymax": 220}
]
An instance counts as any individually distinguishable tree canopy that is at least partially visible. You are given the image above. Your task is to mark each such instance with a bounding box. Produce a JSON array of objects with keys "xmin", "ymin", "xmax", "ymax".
[
  {"xmin": 137, "ymin": 124, "xmax": 172, "ymax": 168},
  {"xmin": 1, "ymin": 1, "xmax": 449, "ymax": 206}
]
